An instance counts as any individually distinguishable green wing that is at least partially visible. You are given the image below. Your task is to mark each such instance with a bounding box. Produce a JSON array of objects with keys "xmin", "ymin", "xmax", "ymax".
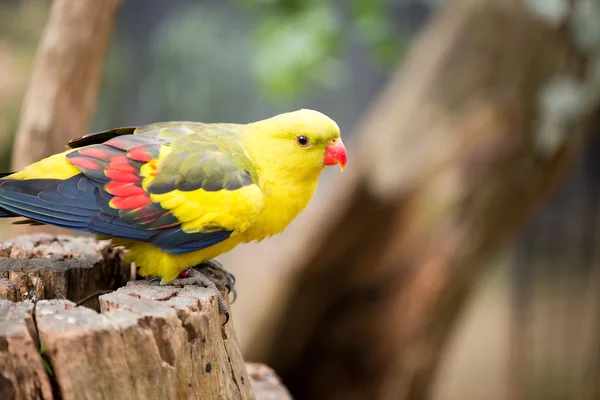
[{"xmin": 138, "ymin": 122, "xmax": 258, "ymax": 194}]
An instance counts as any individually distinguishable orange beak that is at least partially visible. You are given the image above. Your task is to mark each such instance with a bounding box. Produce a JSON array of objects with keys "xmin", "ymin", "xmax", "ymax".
[{"xmin": 324, "ymin": 138, "xmax": 347, "ymax": 171}]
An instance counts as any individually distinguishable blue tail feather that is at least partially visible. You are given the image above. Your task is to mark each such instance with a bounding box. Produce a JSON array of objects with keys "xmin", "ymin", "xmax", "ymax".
[{"xmin": 0, "ymin": 173, "xmax": 233, "ymax": 254}]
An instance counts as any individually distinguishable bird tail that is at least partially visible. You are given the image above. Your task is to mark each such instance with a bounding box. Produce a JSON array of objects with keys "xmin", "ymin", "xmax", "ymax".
[
  {"xmin": 0, "ymin": 173, "xmax": 15, "ymax": 216},
  {"xmin": 0, "ymin": 151, "xmax": 81, "ymax": 222},
  {"xmin": 0, "ymin": 208, "xmax": 14, "ymax": 217},
  {"xmin": 0, "ymin": 173, "xmax": 16, "ymax": 217}
]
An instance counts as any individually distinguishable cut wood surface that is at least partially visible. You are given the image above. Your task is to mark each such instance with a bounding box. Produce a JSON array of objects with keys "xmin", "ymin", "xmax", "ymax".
[
  {"xmin": 0, "ymin": 234, "xmax": 129, "ymax": 310},
  {"xmin": 0, "ymin": 235, "xmax": 289, "ymax": 400}
]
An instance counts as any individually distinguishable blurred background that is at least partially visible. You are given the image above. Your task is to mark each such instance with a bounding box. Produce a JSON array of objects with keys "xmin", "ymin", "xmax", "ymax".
[{"xmin": 1, "ymin": 1, "xmax": 599, "ymax": 399}]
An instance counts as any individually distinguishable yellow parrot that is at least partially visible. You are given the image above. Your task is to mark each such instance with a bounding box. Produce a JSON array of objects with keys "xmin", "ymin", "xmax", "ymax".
[{"xmin": 0, "ymin": 109, "xmax": 347, "ymax": 322}]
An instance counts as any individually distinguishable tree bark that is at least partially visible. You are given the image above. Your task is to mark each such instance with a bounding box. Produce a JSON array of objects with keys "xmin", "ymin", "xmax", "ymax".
[
  {"xmin": 10, "ymin": 0, "xmax": 121, "ymax": 237},
  {"xmin": 265, "ymin": 1, "xmax": 599, "ymax": 399},
  {"xmin": 0, "ymin": 301, "xmax": 53, "ymax": 400}
]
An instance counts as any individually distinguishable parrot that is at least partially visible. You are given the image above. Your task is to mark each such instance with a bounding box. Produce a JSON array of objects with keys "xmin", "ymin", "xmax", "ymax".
[{"xmin": 0, "ymin": 109, "xmax": 347, "ymax": 322}]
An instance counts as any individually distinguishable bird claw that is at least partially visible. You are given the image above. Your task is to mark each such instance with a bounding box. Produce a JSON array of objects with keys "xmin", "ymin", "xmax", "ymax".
[
  {"xmin": 148, "ymin": 277, "xmax": 162, "ymax": 286},
  {"xmin": 193, "ymin": 260, "xmax": 237, "ymax": 304},
  {"xmin": 160, "ymin": 260, "xmax": 236, "ymax": 326}
]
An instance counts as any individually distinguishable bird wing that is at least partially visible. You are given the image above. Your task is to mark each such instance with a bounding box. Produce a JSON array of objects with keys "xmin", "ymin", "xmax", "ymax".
[{"xmin": 0, "ymin": 122, "xmax": 263, "ymax": 254}]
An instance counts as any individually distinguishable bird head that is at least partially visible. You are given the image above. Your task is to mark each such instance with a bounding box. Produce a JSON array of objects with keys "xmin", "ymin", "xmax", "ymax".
[{"xmin": 247, "ymin": 109, "xmax": 347, "ymax": 181}]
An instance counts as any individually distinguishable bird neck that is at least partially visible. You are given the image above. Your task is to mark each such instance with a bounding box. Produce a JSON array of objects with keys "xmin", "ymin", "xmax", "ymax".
[{"xmin": 240, "ymin": 130, "xmax": 322, "ymax": 240}]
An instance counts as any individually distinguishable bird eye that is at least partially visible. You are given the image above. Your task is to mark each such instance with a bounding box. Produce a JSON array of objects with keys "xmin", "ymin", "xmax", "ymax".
[{"xmin": 295, "ymin": 135, "xmax": 311, "ymax": 147}]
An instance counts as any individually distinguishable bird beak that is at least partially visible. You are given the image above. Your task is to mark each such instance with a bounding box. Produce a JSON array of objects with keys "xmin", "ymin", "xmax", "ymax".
[{"xmin": 324, "ymin": 138, "xmax": 347, "ymax": 171}]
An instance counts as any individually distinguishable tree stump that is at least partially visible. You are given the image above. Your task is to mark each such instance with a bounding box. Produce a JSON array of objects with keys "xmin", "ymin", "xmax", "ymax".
[
  {"xmin": 0, "ymin": 234, "xmax": 129, "ymax": 309},
  {"xmin": 0, "ymin": 235, "xmax": 290, "ymax": 400}
]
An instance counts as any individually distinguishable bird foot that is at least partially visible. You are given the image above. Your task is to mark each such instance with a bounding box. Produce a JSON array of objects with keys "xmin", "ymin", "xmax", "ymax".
[
  {"xmin": 158, "ymin": 260, "xmax": 237, "ymax": 325},
  {"xmin": 187, "ymin": 259, "xmax": 237, "ymax": 303}
]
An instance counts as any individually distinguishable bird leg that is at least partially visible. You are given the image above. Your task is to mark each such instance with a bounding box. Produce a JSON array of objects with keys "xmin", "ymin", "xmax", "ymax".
[
  {"xmin": 166, "ymin": 269, "xmax": 230, "ymax": 325},
  {"xmin": 192, "ymin": 259, "xmax": 237, "ymax": 303},
  {"xmin": 159, "ymin": 260, "xmax": 237, "ymax": 325}
]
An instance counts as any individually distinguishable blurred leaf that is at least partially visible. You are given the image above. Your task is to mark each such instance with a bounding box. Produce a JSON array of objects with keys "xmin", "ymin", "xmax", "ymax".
[
  {"xmin": 251, "ymin": 1, "xmax": 346, "ymax": 98},
  {"xmin": 351, "ymin": 0, "xmax": 404, "ymax": 67},
  {"xmin": 352, "ymin": 0, "xmax": 389, "ymax": 46},
  {"xmin": 240, "ymin": 0, "xmax": 427, "ymax": 97}
]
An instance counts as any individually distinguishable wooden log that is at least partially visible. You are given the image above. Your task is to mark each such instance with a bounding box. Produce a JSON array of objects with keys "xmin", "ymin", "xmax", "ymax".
[{"xmin": 0, "ymin": 234, "xmax": 129, "ymax": 310}]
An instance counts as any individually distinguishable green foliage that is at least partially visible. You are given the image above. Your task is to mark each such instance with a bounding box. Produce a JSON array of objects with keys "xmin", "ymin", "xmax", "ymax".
[
  {"xmin": 251, "ymin": 1, "xmax": 344, "ymax": 97},
  {"xmin": 238, "ymin": 0, "xmax": 424, "ymax": 98},
  {"xmin": 351, "ymin": 0, "xmax": 402, "ymax": 66}
]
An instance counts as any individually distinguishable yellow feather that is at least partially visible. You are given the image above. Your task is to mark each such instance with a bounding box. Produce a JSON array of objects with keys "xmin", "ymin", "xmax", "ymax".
[
  {"xmin": 7, "ymin": 150, "xmax": 79, "ymax": 180},
  {"xmin": 149, "ymin": 186, "xmax": 263, "ymax": 234}
]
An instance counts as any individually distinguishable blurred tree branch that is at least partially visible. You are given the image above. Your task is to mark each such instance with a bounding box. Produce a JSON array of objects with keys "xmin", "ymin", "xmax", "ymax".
[
  {"xmin": 263, "ymin": 1, "xmax": 600, "ymax": 399},
  {"xmin": 10, "ymin": 0, "xmax": 121, "ymax": 236}
]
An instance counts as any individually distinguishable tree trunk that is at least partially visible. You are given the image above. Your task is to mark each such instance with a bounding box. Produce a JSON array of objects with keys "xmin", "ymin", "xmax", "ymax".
[
  {"xmin": 265, "ymin": 1, "xmax": 599, "ymax": 399},
  {"xmin": 10, "ymin": 0, "xmax": 121, "ymax": 237}
]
